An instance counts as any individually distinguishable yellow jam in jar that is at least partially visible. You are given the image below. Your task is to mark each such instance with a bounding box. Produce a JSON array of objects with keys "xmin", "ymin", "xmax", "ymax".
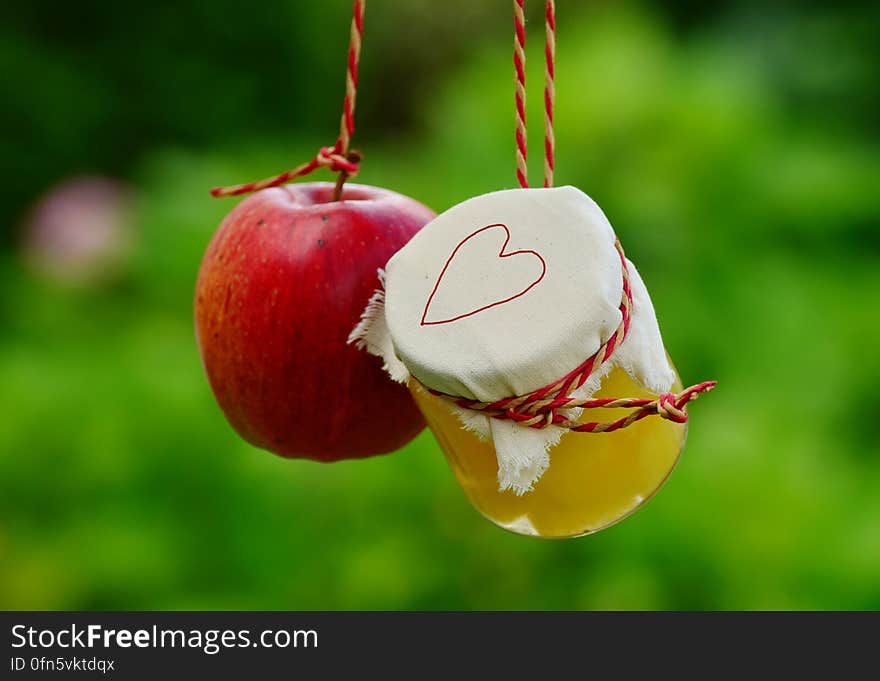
[{"xmin": 411, "ymin": 366, "xmax": 686, "ymax": 538}]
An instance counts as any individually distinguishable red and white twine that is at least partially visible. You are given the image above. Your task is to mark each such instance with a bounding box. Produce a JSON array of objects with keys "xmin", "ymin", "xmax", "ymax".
[
  {"xmin": 543, "ymin": 0, "xmax": 555, "ymax": 188},
  {"xmin": 513, "ymin": 0, "xmax": 529, "ymax": 189},
  {"xmin": 211, "ymin": 0, "xmax": 365, "ymax": 198},
  {"xmin": 514, "ymin": 0, "xmax": 556, "ymax": 189}
]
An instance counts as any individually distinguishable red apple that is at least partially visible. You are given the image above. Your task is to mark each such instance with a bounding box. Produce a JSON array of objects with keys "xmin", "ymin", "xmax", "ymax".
[{"xmin": 195, "ymin": 181, "xmax": 434, "ymax": 461}]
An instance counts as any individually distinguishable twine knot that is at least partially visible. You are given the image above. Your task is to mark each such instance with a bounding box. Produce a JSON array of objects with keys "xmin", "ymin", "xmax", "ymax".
[
  {"xmin": 656, "ymin": 392, "xmax": 689, "ymax": 423},
  {"xmin": 317, "ymin": 146, "xmax": 361, "ymax": 175},
  {"xmin": 209, "ymin": 144, "xmax": 362, "ymax": 198}
]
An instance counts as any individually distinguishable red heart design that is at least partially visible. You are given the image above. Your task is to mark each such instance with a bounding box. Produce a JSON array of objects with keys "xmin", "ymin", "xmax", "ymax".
[{"xmin": 421, "ymin": 223, "xmax": 547, "ymax": 326}]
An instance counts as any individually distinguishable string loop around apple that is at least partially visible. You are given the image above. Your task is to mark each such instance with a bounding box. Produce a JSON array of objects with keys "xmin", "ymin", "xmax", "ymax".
[{"xmin": 209, "ymin": 146, "xmax": 361, "ymax": 198}]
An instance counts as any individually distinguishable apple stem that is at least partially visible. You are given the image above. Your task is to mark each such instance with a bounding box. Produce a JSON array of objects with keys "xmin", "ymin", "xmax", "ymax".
[
  {"xmin": 331, "ymin": 150, "xmax": 363, "ymax": 201},
  {"xmin": 332, "ymin": 172, "xmax": 348, "ymax": 202}
]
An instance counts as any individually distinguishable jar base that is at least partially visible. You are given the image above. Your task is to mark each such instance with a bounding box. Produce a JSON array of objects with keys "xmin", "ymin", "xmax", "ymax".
[{"xmin": 411, "ymin": 365, "xmax": 687, "ymax": 538}]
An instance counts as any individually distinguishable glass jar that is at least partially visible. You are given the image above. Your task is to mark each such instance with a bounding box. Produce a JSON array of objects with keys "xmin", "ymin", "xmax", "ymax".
[{"xmin": 411, "ymin": 365, "xmax": 686, "ymax": 538}]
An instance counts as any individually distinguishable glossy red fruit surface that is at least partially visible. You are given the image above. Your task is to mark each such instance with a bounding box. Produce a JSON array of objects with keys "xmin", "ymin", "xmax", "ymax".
[{"xmin": 195, "ymin": 182, "xmax": 434, "ymax": 461}]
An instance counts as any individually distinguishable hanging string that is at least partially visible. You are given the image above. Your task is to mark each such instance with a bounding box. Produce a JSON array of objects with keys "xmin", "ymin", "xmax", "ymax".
[
  {"xmin": 514, "ymin": 0, "xmax": 556, "ymax": 189},
  {"xmin": 513, "ymin": 0, "xmax": 528, "ymax": 188},
  {"xmin": 543, "ymin": 0, "xmax": 555, "ymax": 188},
  {"xmin": 211, "ymin": 0, "xmax": 365, "ymax": 199}
]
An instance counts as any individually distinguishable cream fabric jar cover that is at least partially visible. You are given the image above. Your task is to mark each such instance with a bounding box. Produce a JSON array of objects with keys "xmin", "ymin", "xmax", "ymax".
[{"xmin": 350, "ymin": 186, "xmax": 675, "ymax": 494}]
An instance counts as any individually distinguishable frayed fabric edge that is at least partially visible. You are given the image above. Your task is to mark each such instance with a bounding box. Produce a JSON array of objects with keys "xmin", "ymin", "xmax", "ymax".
[
  {"xmin": 347, "ymin": 269, "xmax": 411, "ymax": 384},
  {"xmin": 492, "ymin": 359, "xmax": 614, "ymax": 494},
  {"xmin": 448, "ymin": 360, "xmax": 615, "ymax": 495}
]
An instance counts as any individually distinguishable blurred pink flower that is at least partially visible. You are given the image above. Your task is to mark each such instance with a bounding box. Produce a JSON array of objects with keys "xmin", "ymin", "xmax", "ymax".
[{"xmin": 22, "ymin": 176, "xmax": 136, "ymax": 286}]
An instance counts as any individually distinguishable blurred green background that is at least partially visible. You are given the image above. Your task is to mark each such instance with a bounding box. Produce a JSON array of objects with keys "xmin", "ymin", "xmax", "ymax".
[{"xmin": 2, "ymin": 0, "xmax": 879, "ymax": 610}]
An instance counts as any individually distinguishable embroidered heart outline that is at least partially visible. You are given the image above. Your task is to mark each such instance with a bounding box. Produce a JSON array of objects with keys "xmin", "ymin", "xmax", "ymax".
[{"xmin": 420, "ymin": 223, "xmax": 547, "ymax": 326}]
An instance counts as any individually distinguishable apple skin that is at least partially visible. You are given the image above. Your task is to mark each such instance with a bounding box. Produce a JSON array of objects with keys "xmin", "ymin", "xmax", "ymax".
[{"xmin": 195, "ymin": 181, "xmax": 434, "ymax": 461}]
